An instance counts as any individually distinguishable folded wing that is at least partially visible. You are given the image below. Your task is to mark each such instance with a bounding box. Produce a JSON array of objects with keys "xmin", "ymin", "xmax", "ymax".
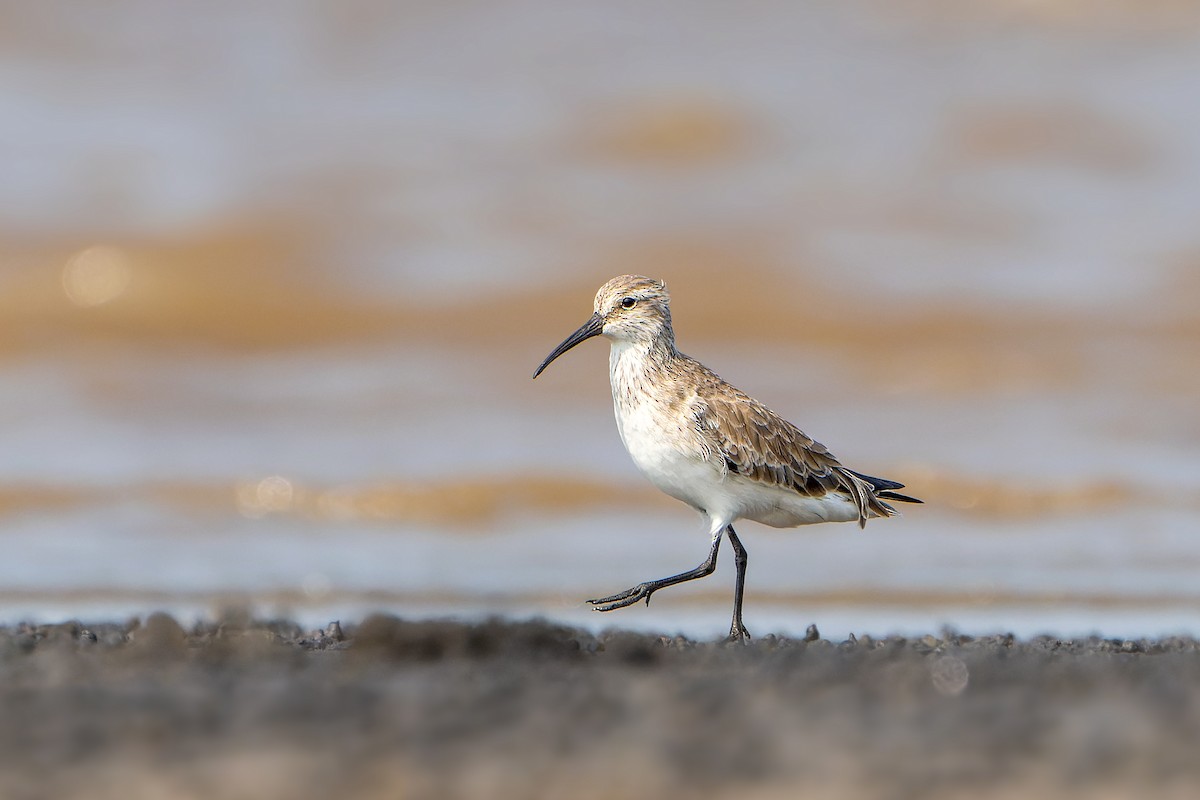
[{"xmin": 689, "ymin": 368, "xmax": 919, "ymax": 527}]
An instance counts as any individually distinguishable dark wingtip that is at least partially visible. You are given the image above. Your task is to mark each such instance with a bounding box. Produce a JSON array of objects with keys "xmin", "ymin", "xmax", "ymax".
[
  {"xmin": 847, "ymin": 469, "xmax": 922, "ymax": 504},
  {"xmin": 878, "ymin": 491, "xmax": 922, "ymax": 504}
]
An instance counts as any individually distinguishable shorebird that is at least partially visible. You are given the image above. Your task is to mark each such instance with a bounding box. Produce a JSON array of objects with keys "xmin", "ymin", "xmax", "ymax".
[{"xmin": 533, "ymin": 275, "xmax": 920, "ymax": 642}]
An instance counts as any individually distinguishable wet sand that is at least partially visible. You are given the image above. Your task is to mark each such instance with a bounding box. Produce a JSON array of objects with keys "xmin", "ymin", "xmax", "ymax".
[{"xmin": 3, "ymin": 613, "xmax": 1198, "ymax": 799}]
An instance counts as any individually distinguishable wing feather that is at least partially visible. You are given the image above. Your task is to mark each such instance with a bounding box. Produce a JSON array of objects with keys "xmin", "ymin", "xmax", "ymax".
[{"xmin": 687, "ymin": 361, "xmax": 902, "ymax": 527}]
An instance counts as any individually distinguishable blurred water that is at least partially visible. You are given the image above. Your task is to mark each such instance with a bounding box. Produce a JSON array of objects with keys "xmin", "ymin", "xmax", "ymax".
[{"xmin": 1, "ymin": 1, "xmax": 1198, "ymax": 638}]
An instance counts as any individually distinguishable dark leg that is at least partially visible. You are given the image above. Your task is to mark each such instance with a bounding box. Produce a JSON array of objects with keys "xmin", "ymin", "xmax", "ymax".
[
  {"xmin": 588, "ymin": 535, "xmax": 722, "ymax": 612},
  {"xmin": 726, "ymin": 526, "xmax": 751, "ymax": 642}
]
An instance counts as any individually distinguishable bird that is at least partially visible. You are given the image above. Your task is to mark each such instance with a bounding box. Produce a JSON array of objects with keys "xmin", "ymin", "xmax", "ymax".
[{"xmin": 532, "ymin": 275, "xmax": 920, "ymax": 641}]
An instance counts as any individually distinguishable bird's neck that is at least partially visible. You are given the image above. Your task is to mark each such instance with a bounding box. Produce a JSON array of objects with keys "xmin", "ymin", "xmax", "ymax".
[{"xmin": 608, "ymin": 334, "xmax": 677, "ymax": 408}]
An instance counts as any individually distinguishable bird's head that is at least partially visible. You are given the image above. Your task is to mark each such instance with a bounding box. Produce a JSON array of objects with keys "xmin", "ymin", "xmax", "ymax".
[{"xmin": 533, "ymin": 275, "xmax": 672, "ymax": 378}]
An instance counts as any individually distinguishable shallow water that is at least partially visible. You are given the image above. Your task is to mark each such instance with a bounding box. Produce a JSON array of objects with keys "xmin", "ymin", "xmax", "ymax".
[{"xmin": 1, "ymin": 1, "xmax": 1199, "ymax": 639}]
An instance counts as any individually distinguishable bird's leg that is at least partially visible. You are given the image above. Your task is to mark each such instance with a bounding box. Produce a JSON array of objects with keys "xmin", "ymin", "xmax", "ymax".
[
  {"xmin": 588, "ymin": 535, "xmax": 722, "ymax": 612},
  {"xmin": 725, "ymin": 526, "xmax": 751, "ymax": 642}
]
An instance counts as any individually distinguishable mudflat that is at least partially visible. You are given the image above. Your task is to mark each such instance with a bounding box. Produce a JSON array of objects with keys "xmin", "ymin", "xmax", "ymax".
[{"xmin": 3, "ymin": 613, "xmax": 1198, "ymax": 800}]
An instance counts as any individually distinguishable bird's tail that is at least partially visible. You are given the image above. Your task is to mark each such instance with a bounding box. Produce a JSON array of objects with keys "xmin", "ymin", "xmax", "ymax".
[
  {"xmin": 849, "ymin": 471, "xmax": 923, "ymax": 508},
  {"xmin": 844, "ymin": 465, "xmax": 926, "ymax": 527},
  {"xmin": 848, "ymin": 470, "xmax": 922, "ymax": 504}
]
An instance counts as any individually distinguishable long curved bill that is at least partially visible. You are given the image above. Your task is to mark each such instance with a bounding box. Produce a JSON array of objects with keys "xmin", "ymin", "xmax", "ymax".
[{"xmin": 532, "ymin": 312, "xmax": 604, "ymax": 378}]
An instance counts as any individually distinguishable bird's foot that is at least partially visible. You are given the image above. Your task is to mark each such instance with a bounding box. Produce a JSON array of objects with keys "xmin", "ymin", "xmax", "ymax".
[
  {"xmin": 727, "ymin": 620, "xmax": 752, "ymax": 644},
  {"xmin": 587, "ymin": 583, "xmax": 657, "ymax": 612}
]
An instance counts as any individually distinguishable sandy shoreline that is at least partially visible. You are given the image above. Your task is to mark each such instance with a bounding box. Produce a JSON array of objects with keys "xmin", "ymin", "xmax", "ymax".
[{"xmin": 3, "ymin": 613, "xmax": 1199, "ymax": 799}]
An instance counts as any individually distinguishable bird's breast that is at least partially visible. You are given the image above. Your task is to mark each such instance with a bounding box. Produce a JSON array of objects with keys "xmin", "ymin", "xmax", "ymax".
[
  {"xmin": 617, "ymin": 405, "xmax": 723, "ymax": 512},
  {"xmin": 608, "ymin": 346, "xmax": 717, "ymax": 510}
]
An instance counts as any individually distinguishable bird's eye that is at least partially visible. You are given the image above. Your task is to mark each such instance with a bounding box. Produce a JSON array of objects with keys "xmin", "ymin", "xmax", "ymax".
[{"xmin": 620, "ymin": 297, "xmax": 637, "ymax": 309}]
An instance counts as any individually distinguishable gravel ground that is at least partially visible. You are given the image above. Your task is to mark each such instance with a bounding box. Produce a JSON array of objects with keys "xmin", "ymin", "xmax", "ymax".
[{"xmin": 2, "ymin": 613, "xmax": 1199, "ymax": 800}]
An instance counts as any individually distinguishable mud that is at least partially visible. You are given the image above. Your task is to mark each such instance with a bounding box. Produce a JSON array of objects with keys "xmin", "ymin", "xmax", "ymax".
[{"xmin": 2, "ymin": 613, "xmax": 1198, "ymax": 799}]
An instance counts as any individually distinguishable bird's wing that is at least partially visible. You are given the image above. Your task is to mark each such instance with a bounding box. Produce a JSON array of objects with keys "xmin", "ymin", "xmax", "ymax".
[{"xmin": 689, "ymin": 371, "xmax": 889, "ymax": 526}]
